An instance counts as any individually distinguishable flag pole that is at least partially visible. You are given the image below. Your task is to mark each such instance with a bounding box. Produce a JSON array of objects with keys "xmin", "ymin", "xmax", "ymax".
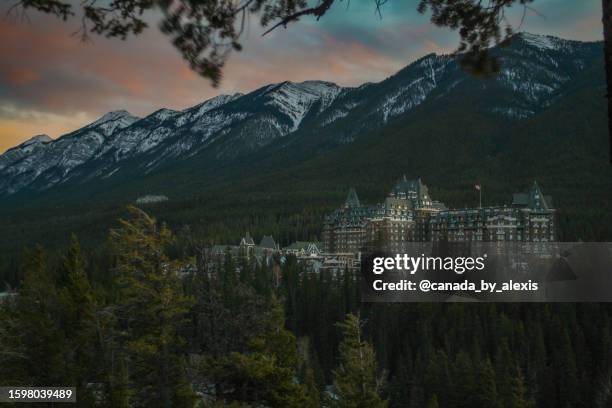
[{"xmin": 479, "ymin": 186, "xmax": 482, "ymax": 209}]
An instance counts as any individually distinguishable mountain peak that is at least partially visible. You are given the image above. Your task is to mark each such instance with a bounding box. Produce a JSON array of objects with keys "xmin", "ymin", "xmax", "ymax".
[
  {"xmin": 275, "ymin": 80, "xmax": 340, "ymax": 93},
  {"xmin": 0, "ymin": 134, "xmax": 52, "ymax": 172},
  {"xmin": 1, "ymin": 134, "xmax": 51, "ymax": 156},
  {"xmin": 148, "ymin": 108, "xmax": 178, "ymax": 121},
  {"xmin": 89, "ymin": 110, "xmax": 138, "ymax": 127},
  {"xmin": 21, "ymin": 134, "xmax": 52, "ymax": 147},
  {"xmin": 262, "ymin": 80, "xmax": 342, "ymax": 130},
  {"xmin": 515, "ymin": 32, "xmax": 562, "ymax": 50},
  {"xmin": 184, "ymin": 93, "xmax": 243, "ymax": 118},
  {"xmin": 84, "ymin": 109, "xmax": 140, "ymax": 138}
]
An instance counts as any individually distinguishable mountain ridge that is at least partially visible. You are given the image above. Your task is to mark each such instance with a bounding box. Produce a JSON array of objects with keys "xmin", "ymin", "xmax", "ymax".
[{"xmin": 0, "ymin": 32, "xmax": 604, "ymax": 201}]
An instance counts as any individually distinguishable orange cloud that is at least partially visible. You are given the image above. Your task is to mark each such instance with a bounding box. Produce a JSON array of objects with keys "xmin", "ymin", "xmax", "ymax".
[
  {"xmin": 5, "ymin": 68, "xmax": 40, "ymax": 85},
  {"xmin": 0, "ymin": 118, "xmax": 78, "ymax": 153}
]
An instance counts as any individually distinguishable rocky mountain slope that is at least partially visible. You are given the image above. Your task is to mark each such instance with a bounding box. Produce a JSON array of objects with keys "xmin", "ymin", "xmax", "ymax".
[{"xmin": 0, "ymin": 32, "xmax": 603, "ymax": 199}]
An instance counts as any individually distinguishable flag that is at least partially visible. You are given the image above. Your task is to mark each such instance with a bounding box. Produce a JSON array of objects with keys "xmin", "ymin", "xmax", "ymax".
[{"xmin": 475, "ymin": 183, "xmax": 481, "ymax": 191}]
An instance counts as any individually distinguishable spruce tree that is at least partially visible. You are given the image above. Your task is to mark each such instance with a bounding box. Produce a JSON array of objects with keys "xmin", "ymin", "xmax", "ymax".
[
  {"xmin": 495, "ymin": 340, "xmax": 527, "ymax": 408},
  {"xmin": 555, "ymin": 328, "xmax": 578, "ymax": 407},
  {"xmin": 15, "ymin": 246, "xmax": 67, "ymax": 385},
  {"xmin": 424, "ymin": 350, "xmax": 451, "ymax": 408},
  {"xmin": 0, "ymin": 296, "xmax": 26, "ymax": 384},
  {"xmin": 388, "ymin": 360, "xmax": 411, "ymax": 408},
  {"xmin": 200, "ymin": 298, "xmax": 312, "ymax": 407},
  {"xmin": 452, "ymin": 350, "xmax": 476, "ymax": 407},
  {"xmin": 304, "ymin": 368, "xmax": 322, "ymax": 408},
  {"xmin": 426, "ymin": 394, "xmax": 440, "ymax": 408},
  {"xmin": 58, "ymin": 235, "xmax": 98, "ymax": 405},
  {"xmin": 475, "ymin": 357, "xmax": 498, "ymax": 408},
  {"xmin": 110, "ymin": 206, "xmax": 195, "ymax": 408},
  {"xmin": 331, "ymin": 313, "xmax": 388, "ymax": 408}
]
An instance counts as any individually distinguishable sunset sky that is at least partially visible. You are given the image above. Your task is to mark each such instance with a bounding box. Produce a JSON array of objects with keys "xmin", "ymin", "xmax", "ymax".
[{"xmin": 0, "ymin": 0, "xmax": 604, "ymax": 153}]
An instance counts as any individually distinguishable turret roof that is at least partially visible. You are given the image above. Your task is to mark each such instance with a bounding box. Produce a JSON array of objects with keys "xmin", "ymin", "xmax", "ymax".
[
  {"xmin": 241, "ymin": 232, "xmax": 255, "ymax": 246},
  {"xmin": 389, "ymin": 176, "xmax": 431, "ymax": 205},
  {"xmin": 512, "ymin": 181, "xmax": 553, "ymax": 210},
  {"xmin": 259, "ymin": 235, "xmax": 277, "ymax": 249},
  {"xmin": 344, "ymin": 187, "xmax": 361, "ymax": 208}
]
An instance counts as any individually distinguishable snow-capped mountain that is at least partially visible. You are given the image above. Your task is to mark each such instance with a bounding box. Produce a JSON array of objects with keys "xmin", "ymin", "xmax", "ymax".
[
  {"xmin": 0, "ymin": 110, "xmax": 139, "ymax": 194},
  {"xmin": 0, "ymin": 33, "xmax": 602, "ymax": 197},
  {"xmin": 0, "ymin": 135, "xmax": 52, "ymax": 172}
]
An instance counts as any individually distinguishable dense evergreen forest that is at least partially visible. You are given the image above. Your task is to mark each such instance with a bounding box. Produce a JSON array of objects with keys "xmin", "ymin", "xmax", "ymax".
[{"xmin": 1, "ymin": 208, "xmax": 611, "ymax": 407}]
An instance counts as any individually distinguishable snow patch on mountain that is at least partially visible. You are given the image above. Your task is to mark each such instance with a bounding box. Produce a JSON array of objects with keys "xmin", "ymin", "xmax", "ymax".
[
  {"xmin": 263, "ymin": 81, "xmax": 342, "ymax": 131},
  {"xmin": 149, "ymin": 108, "xmax": 178, "ymax": 122},
  {"xmin": 0, "ymin": 110, "xmax": 142, "ymax": 193},
  {"xmin": 102, "ymin": 167, "xmax": 120, "ymax": 179},
  {"xmin": 490, "ymin": 106, "xmax": 535, "ymax": 119},
  {"xmin": 0, "ymin": 135, "xmax": 52, "ymax": 171},
  {"xmin": 519, "ymin": 33, "xmax": 562, "ymax": 51},
  {"xmin": 135, "ymin": 194, "xmax": 168, "ymax": 204},
  {"xmin": 321, "ymin": 101, "xmax": 361, "ymax": 127},
  {"xmin": 189, "ymin": 111, "xmax": 250, "ymax": 142},
  {"xmin": 87, "ymin": 110, "xmax": 140, "ymax": 136},
  {"xmin": 177, "ymin": 93, "xmax": 243, "ymax": 127},
  {"xmin": 22, "ymin": 134, "xmax": 52, "ymax": 147},
  {"xmin": 377, "ymin": 56, "xmax": 450, "ymax": 122}
]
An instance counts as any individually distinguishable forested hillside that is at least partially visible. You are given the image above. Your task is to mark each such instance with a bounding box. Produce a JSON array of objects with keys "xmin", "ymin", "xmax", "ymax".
[{"xmin": 2, "ymin": 209, "xmax": 610, "ymax": 407}]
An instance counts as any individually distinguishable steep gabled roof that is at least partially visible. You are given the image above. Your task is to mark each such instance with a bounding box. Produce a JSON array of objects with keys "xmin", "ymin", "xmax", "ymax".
[
  {"xmin": 344, "ymin": 187, "xmax": 361, "ymax": 208},
  {"xmin": 241, "ymin": 231, "xmax": 255, "ymax": 246},
  {"xmin": 286, "ymin": 241, "xmax": 322, "ymax": 252},
  {"xmin": 286, "ymin": 241, "xmax": 310, "ymax": 250},
  {"xmin": 259, "ymin": 235, "xmax": 277, "ymax": 249},
  {"xmin": 212, "ymin": 245, "xmax": 240, "ymax": 256},
  {"xmin": 389, "ymin": 176, "xmax": 433, "ymax": 206},
  {"xmin": 432, "ymin": 201, "xmax": 447, "ymax": 211},
  {"xmin": 512, "ymin": 181, "xmax": 553, "ymax": 210}
]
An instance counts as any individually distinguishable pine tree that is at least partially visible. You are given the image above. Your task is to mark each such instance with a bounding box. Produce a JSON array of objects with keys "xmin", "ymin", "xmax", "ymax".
[
  {"xmin": 388, "ymin": 360, "xmax": 411, "ymax": 408},
  {"xmin": 475, "ymin": 357, "xmax": 498, "ymax": 408},
  {"xmin": 58, "ymin": 235, "xmax": 98, "ymax": 405},
  {"xmin": 0, "ymin": 297, "xmax": 26, "ymax": 384},
  {"xmin": 110, "ymin": 206, "xmax": 195, "ymax": 408},
  {"xmin": 555, "ymin": 328, "xmax": 578, "ymax": 406},
  {"xmin": 507, "ymin": 363, "xmax": 528, "ymax": 408},
  {"xmin": 452, "ymin": 350, "xmax": 476, "ymax": 407},
  {"xmin": 200, "ymin": 298, "xmax": 312, "ymax": 407},
  {"xmin": 222, "ymin": 248, "xmax": 238, "ymax": 290},
  {"xmin": 424, "ymin": 350, "xmax": 451, "ymax": 408},
  {"xmin": 304, "ymin": 368, "xmax": 322, "ymax": 408},
  {"xmin": 331, "ymin": 313, "xmax": 388, "ymax": 408},
  {"xmin": 15, "ymin": 246, "xmax": 67, "ymax": 385},
  {"xmin": 495, "ymin": 340, "xmax": 527, "ymax": 408},
  {"xmin": 426, "ymin": 394, "xmax": 440, "ymax": 408}
]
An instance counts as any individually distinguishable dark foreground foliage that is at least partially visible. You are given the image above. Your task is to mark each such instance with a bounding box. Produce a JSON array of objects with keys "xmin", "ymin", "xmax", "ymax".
[{"xmin": 1, "ymin": 208, "xmax": 611, "ymax": 407}]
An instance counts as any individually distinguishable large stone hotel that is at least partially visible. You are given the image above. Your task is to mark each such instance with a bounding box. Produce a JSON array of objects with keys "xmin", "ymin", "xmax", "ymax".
[{"xmin": 322, "ymin": 176, "xmax": 556, "ymax": 254}]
